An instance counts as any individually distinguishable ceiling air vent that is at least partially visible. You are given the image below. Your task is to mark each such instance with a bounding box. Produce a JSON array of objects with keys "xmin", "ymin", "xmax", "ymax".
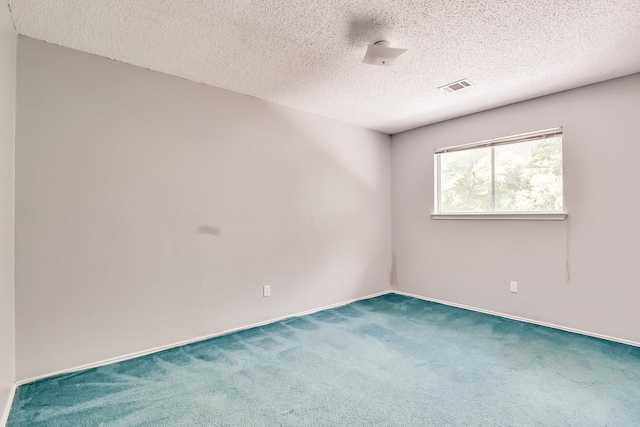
[{"xmin": 438, "ymin": 79, "xmax": 473, "ymax": 93}]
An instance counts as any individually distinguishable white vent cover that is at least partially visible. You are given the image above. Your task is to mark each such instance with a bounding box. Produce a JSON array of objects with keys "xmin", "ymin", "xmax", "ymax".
[{"xmin": 438, "ymin": 79, "xmax": 473, "ymax": 93}]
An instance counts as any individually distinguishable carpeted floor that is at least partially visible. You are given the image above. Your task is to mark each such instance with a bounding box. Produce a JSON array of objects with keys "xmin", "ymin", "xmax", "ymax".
[{"xmin": 7, "ymin": 294, "xmax": 640, "ymax": 426}]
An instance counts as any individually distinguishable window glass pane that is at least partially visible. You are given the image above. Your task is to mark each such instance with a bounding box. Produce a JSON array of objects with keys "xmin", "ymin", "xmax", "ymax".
[
  {"xmin": 440, "ymin": 147, "xmax": 491, "ymax": 212},
  {"xmin": 494, "ymin": 137, "xmax": 563, "ymax": 212}
]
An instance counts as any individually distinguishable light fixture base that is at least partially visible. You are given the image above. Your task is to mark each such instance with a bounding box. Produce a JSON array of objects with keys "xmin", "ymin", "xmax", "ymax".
[{"xmin": 362, "ymin": 41, "xmax": 408, "ymax": 66}]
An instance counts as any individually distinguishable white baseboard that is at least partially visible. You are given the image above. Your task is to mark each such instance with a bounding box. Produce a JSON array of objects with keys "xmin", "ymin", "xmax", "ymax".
[
  {"xmin": 391, "ymin": 290, "xmax": 640, "ymax": 348},
  {"xmin": 15, "ymin": 288, "xmax": 639, "ymax": 389},
  {"xmin": 17, "ymin": 290, "xmax": 393, "ymax": 386},
  {"xmin": 0, "ymin": 384, "xmax": 16, "ymax": 427}
]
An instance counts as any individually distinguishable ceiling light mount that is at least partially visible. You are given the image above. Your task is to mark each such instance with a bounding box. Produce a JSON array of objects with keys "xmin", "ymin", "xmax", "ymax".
[{"xmin": 362, "ymin": 40, "xmax": 408, "ymax": 66}]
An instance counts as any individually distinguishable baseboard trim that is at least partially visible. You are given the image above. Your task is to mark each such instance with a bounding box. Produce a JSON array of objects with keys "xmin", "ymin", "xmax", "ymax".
[
  {"xmin": 17, "ymin": 290, "xmax": 392, "ymax": 386},
  {"xmin": 16, "ymin": 288, "xmax": 639, "ymax": 387},
  {"xmin": 0, "ymin": 383, "xmax": 16, "ymax": 427},
  {"xmin": 391, "ymin": 290, "xmax": 640, "ymax": 348}
]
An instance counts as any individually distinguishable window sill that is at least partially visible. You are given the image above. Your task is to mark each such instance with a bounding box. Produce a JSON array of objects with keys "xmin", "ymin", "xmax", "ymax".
[{"xmin": 431, "ymin": 212, "xmax": 567, "ymax": 221}]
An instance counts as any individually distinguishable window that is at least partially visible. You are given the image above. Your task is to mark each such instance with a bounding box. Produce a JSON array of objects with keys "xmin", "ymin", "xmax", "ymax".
[{"xmin": 433, "ymin": 127, "xmax": 566, "ymax": 220}]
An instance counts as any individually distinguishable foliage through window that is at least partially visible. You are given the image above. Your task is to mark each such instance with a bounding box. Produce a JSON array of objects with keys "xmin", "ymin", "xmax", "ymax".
[{"xmin": 434, "ymin": 128, "xmax": 564, "ymax": 214}]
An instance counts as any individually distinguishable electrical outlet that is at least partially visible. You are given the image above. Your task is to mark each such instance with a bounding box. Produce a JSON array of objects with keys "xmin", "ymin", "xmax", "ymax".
[
  {"xmin": 263, "ymin": 285, "xmax": 271, "ymax": 297},
  {"xmin": 510, "ymin": 281, "xmax": 518, "ymax": 293}
]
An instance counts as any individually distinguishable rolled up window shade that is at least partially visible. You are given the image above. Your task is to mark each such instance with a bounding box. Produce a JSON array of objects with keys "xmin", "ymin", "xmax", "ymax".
[{"xmin": 434, "ymin": 127, "xmax": 562, "ymax": 154}]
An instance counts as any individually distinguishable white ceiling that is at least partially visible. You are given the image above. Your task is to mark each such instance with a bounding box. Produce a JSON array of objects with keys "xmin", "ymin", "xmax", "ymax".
[{"xmin": 8, "ymin": 0, "xmax": 640, "ymax": 134}]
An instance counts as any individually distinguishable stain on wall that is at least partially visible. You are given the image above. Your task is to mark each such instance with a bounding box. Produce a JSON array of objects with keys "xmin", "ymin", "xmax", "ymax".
[
  {"xmin": 389, "ymin": 253, "xmax": 398, "ymax": 289},
  {"xmin": 196, "ymin": 225, "xmax": 220, "ymax": 236}
]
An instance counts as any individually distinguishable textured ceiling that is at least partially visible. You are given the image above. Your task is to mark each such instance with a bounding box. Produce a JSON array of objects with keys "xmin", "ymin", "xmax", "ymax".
[{"xmin": 8, "ymin": 0, "xmax": 640, "ymax": 134}]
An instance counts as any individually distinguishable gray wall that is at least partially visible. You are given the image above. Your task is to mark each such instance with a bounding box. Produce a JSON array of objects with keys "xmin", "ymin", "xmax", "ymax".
[
  {"xmin": 391, "ymin": 73, "xmax": 640, "ymax": 344},
  {"xmin": 12, "ymin": 31, "xmax": 640, "ymax": 386},
  {"xmin": 0, "ymin": 2, "xmax": 15, "ymax": 421},
  {"xmin": 15, "ymin": 37, "xmax": 392, "ymax": 381}
]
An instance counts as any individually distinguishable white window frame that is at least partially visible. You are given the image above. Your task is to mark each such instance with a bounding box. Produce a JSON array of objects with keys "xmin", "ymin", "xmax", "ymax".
[{"xmin": 432, "ymin": 127, "xmax": 567, "ymax": 220}]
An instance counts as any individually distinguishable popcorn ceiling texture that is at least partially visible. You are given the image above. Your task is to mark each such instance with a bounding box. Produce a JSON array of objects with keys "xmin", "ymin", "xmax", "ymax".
[{"xmin": 8, "ymin": 0, "xmax": 640, "ymax": 134}]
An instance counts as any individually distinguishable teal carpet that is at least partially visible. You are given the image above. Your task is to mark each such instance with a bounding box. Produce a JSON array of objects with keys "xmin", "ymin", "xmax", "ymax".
[{"xmin": 7, "ymin": 294, "xmax": 640, "ymax": 426}]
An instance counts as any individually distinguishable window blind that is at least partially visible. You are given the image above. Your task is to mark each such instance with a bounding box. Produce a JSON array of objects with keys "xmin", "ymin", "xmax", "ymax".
[{"xmin": 434, "ymin": 127, "xmax": 563, "ymax": 154}]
